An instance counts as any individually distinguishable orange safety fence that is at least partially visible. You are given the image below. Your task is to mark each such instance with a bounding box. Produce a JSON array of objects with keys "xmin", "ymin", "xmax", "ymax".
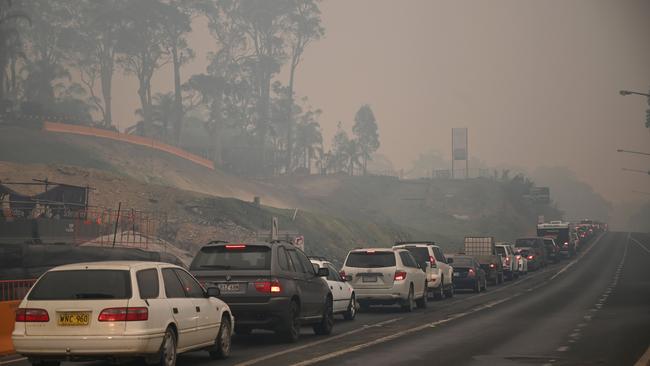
[{"xmin": 42, "ymin": 121, "xmax": 215, "ymax": 170}]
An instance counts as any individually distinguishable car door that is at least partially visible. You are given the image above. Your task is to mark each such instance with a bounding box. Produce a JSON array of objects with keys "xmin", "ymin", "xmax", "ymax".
[
  {"xmin": 434, "ymin": 247, "xmax": 451, "ymax": 286},
  {"xmin": 400, "ymin": 251, "xmax": 424, "ymax": 297},
  {"xmin": 162, "ymin": 267, "xmax": 199, "ymax": 350},
  {"xmin": 327, "ymin": 263, "xmax": 349, "ymax": 313},
  {"xmin": 287, "ymin": 249, "xmax": 318, "ymax": 316},
  {"xmin": 132, "ymin": 268, "xmax": 167, "ymax": 337},
  {"xmin": 296, "ymin": 249, "xmax": 326, "ymax": 316},
  {"xmin": 174, "ymin": 268, "xmax": 220, "ymax": 346}
]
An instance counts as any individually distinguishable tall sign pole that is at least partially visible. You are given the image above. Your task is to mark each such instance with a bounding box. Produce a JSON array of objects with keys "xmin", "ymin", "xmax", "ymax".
[{"xmin": 452, "ymin": 128, "xmax": 469, "ymax": 179}]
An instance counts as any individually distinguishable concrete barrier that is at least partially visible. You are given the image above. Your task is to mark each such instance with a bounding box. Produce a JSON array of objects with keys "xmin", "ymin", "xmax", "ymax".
[
  {"xmin": 0, "ymin": 300, "xmax": 19, "ymax": 355},
  {"xmin": 42, "ymin": 121, "xmax": 215, "ymax": 170}
]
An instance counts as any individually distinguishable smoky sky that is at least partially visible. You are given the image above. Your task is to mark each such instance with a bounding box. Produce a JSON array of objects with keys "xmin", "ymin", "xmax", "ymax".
[{"xmin": 110, "ymin": 0, "xmax": 650, "ymax": 204}]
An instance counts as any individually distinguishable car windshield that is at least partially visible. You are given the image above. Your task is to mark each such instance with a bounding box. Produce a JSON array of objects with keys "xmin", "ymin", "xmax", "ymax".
[
  {"xmin": 28, "ymin": 270, "xmax": 131, "ymax": 300},
  {"xmin": 190, "ymin": 245, "xmax": 271, "ymax": 270},
  {"xmin": 345, "ymin": 252, "xmax": 396, "ymax": 268}
]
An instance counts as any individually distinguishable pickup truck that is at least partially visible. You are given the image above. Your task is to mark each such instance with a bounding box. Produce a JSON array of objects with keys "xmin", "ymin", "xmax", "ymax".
[
  {"xmin": 464, "ymin": 236, "xmax": 504, "ymax": 285},
  {"xmin": 495, "ymin": 242, "xmax": 518, "ymax": 281}
]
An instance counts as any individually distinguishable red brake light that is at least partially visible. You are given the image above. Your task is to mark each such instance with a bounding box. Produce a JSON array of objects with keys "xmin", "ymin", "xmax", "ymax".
[
  {"xmin": 527, "ymin": 255, "xmax": 534, "ymax": 260},
  {"xmin": 225, "ymin": 244, "xmax": 246, "ymax": 249},
  {"xmin": 394, "ymin": 271, "xmax": 407, "ymax": 281},
  {"xmin": 468, "ymin": 268, "xmax": 476, "ymax": 278},
  {"xmin": 366, "ymin": 250, "xmax": 376, "ymax": 254},
  {"xmin": 429, "ymin": 255, "xmax": 436, "ymax": 267},
  {"xmin": 98, "ymin": 307, "xmax": 148, "ymax": 322},
  {"xmin": 505, "ymin": 257, "xmax": 511, "ymax": 265},
  {"xmin": 254, "ymin": 280, "xmax": 282, "ymax": 294},
  {"xmin": 15, "ymin": 308, "xmax": 49, "ymax": 322},
  {"xmin": 489, "ymin": 263, "xmax": 496, "ymax": 269}
]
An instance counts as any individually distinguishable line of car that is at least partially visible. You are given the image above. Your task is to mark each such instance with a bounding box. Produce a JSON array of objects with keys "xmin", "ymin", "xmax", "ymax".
[{"xmin": 11, "ymin": 220, "xmax": 606, "ymax": 366}]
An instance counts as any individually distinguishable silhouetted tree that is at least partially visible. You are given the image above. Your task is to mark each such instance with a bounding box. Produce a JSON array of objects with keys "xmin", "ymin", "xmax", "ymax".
[{"xmin": 353, "ymin": 104, "xmax": 380, "ymax": 175}]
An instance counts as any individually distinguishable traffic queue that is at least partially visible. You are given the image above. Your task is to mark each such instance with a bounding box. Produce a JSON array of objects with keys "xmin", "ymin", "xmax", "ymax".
[{"xmin": 10, "ymin": 220, "xmax": 607, "ymax": 366}]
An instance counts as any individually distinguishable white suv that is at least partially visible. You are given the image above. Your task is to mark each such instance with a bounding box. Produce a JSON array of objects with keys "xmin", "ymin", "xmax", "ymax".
[
  {"xmin": 13, "ymin": 261, "xmax": 234, "ymax": 366},
  {"xmin": 341, "ymin": 248, "xmax": 427, "ymax": 312},
  {"xmin": 393, "ymin": 242, "xmax": 454, "ymax": 300},
  {"xmin": 496, "ymin": 243, "xmax": 519, "ymax": 280}
]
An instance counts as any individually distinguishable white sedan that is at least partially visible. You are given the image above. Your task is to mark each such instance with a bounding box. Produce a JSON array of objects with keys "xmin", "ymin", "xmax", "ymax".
[
  {"xmin": 310, "ymin": 258, "xmax": 357, "ymax": 320},
  {"xmin": 12, "ymin": 261, "xmax": 233, "ymax": 366}
]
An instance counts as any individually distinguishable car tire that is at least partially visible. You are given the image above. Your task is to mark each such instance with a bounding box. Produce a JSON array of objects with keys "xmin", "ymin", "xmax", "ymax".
[
  {"xmin": 209, "ymin": 315, "xmax": 232, "ymax": 359},
  {"xmin": 416, "ymin": 282, "xmax": 427, "ymax": 309},
  {"xmin": 146, "ymin": 327, "xmax": 177, "ymax": 366},
  {"xmin": 313, "ymin": 297, "xmax": 334, "ymax": 335},
  {"xmin": 433, "ymin": 279, "xmax": 445, "ymax": 300},
  {"xmin": 358, "ymin": 301, "xmax": 370, "ymax": 312},
  {"xmin": 343, "ymin": 294, "xmax": 357, "ymax": 320},
  {"xmin": 278, "ymin": 300, "xmax": 301, "ymax": 342},
  {"xmin": 444, "ymin": 283, "xmax": 454, "ymax": 298},
  {"xmin": 401, "ymin": 286, "xmax": 415, "ymax": 312}
]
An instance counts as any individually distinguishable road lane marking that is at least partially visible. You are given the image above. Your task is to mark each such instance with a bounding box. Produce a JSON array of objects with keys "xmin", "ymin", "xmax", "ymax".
[
  {"xmin": 233, "ymin": 317, "xmax": 402, "ymax": 366},
  {"xmin": 630, "ymin": 237, "xmax": 650, "ymax": 255},
  {"xmin": 557, "ymin": 346, "xmax": 569, "ymax": 352},
  {"xmin": 550, "ymin": 233, "xmax": 605, "ymax": 281},
  {"xmin": 0, "ymin": 358, "xmax": 27, "ymax": 366}
]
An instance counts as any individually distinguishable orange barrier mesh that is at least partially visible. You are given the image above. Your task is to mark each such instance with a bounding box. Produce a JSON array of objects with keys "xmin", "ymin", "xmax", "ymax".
[
  {"xmin": 0, "ymin": 300, "xmax": 20, "ymax": 355},
  {"xmin": 42, "ymin": 121, "xmax": 214, "ymax": 170}
]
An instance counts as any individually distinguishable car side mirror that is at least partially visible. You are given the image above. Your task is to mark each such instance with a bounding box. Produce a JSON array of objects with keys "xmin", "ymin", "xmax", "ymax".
[
  {"xmin": 206, "ymin": 287, "xmax": 220, "ymax": 298},
  {"xmin": 317, "ymin": 267, "xmax": 329, "ymax": 277},
  {"xmin": 447, "ymin": 258, "xmax": 453, "ymax": 264}
]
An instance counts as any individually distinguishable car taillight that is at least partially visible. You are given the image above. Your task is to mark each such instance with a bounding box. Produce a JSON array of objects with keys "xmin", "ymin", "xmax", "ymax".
[
  {"xmin": 254, "ymin": 280, "xmax": 282, "ymax": 294},
  {"xmin": 563, "ymin": 242, "xmax": 569, "ymax": 248},
  {"xmin": 527, "ymin": 255, "xmax": 534, "ymax": 260},
  {"xmin": 15, "ymin": 308, "xmax": 49, "ymax": 322},
  {"xmin": 98, "ymin": 307, "xmax": 148, "ymax": 322},
  {"xmin": 340, "ymin": 271, "xmax": 352, "ymax": 281},
  {"xmin": 394, "ymin": 271, "xmax": 407, "ymax": 281},
  {"xmin": 505, "ymin": 257, "xmax": 511, "ymax": 265},
  {"xmin": 429, "ymin": 255, "xmax": 436, "ymax": 267},
  {"xmin": 489, "ymin": 263, "xmax": 496, "ymax": 269},
  {"xmin": 468, "ymin": 268, "xmax": 476, "ymax": 278}
]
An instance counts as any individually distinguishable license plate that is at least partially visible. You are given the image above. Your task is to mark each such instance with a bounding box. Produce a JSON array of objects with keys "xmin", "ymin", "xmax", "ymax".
[
  {"xmin": 58, "ymin": 312, "xmax": 90, "ymax": 326},
  {"xmin": 217, "ymin": 283, "xmax": 244, "ymax": 294},
  {"xmin": 453, "ymin": 272, "xmax": 460, "ymax": 277},
  {"xmin": 362, "ymin": 276, "xmax": 377, "ymax": 283}
]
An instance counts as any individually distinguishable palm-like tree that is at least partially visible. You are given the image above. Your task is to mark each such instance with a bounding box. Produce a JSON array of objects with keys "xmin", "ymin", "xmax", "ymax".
[
  {"xmin": 293, "ymin": 118, "xmax": 322, "ymax": 172},
  {"xmin": 0, "ymin": 0, "xmax": 30, "ymax": 104}
]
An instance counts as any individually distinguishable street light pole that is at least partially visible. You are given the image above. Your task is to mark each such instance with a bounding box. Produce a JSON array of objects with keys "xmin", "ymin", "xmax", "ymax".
[
  {"xmin": 617, "ymin": 149, "xmax": 650, "ymax": 157},
  {"xmin": 619, "ymin": 90, "xmax": 650, "ymax": 98}
]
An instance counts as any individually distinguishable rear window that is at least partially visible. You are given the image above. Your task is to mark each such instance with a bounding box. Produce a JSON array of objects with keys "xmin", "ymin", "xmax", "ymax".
[
  {"xmin": 404, "ymin": 247, "xmax": 430, "ymax": 267},
  {"xmin": 190, "ymin": 245, "xmax": 271, "ymax": 270},
  {"xmin": 515, "ymin": 248, "xmax": 531, "ymax": 256},
  {"xmin": 345, "ymin": 251, "xmax": 396, "ymax": 268},
  {"xmin": 515, "ymin": 238, "xmax": 538, "ymax": 247},
  {"xmin": 28, "ymin": 270, "xmax": 131, "ymax": 300},
  {"xmin": 495, "ymin": 247, "xmax": 506, "ymax": 256},
  {"xmin": 451, "ymin": 257, "xmax": 474, "ymax": 267}
]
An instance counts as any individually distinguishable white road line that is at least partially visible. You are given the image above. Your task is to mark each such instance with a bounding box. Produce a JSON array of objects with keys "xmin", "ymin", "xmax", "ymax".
[
  {"xmin": 0, "ymin": 357, "xmax": 27, "ymax": 366},
  {"xmin": 557, "ymin": 346, "xmax": 569, "ymax": 352},
  {"xmin": 630, "ymin": 237, "xmax": 650, "ymax": 255},
  {"xmin": 233, "ymin": 317, "xmax": 402, "ymax": 366},
  {"xmin": 550, "ymin": 233, "xmax": 604, "ymax": 281}
]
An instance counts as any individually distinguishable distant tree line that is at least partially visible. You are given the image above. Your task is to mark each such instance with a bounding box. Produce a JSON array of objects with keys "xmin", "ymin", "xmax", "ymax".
[{"xmin": 0, "ymin": 0, "xmax": 380, "ymax": 176}]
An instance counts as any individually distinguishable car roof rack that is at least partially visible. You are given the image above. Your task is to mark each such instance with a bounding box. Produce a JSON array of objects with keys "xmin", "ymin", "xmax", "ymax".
[
  {"xmin": 308, "ymin": 256, "xmax": 328, "ymax": 261},
  {"xmin": 395, "ymin": 241, "xmax": 436, "ymax": 245},
  {"xmin": 207, "ymin": 240, "xmax": 229, "ymax": 245}
]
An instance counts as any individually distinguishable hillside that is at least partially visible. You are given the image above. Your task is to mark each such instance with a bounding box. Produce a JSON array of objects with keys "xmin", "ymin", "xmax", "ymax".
[{"xmin": 0, "ymin": 125, "xmax": 560, "ymax": 261}]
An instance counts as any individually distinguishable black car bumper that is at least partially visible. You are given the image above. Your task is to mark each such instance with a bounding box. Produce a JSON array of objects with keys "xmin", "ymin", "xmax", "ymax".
[
  {"xmin": 225, "ymin": 296, "xmax": 293, "ymax": 330},
  {"xmin": 453, "ymin": 277, "xmax": 478, "ymax": 289}
]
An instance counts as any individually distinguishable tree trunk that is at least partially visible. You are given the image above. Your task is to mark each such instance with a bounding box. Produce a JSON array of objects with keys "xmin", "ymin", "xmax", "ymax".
[
  {"xmin": 100, "ymin": 37, "xmax": 114, "ymax": 128},
  {"xmin": 137, "ymin": 78, "xmax": 149, "ymax": 136},
  {"xmin": 286, "ymin": 64, "xmax": 296, "ymax": 173},
  {"xmin": 171, "ymin": 45, "xmax": 183, "ymax": 145}
]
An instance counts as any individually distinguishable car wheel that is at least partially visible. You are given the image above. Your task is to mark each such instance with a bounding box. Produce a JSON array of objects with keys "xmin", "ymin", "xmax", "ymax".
[
  {"xmin": 416, "ymin": 282, "xmax": 427, "ymax": 309},
  {"xmin": 343, "ymin": 294, "xmax": 357, "ymax": 320},
  {"xmin": 313, "ymin": 297, "xmax": 334, "ymax": 335},
  {"xmin": 433, "ymin": 279, "xmax": 445, "ymax": 300},
  {"xmin": 278, "ymin": 300, "xmax": 301, "ymax": 342},
  {"xmin": 146, "ymin": 327, "xmax": 177, "ymax": 366},
  {"xmin": 401, "ymin": 286, "xmax": 414, "ymax": 312},
  {"xmin": 444, "ymin": 283, "xmax": 454, "ymax": 298},
  {"xmin": 209, "ymin": 315, "xmax": 232, "ymax": 359}
]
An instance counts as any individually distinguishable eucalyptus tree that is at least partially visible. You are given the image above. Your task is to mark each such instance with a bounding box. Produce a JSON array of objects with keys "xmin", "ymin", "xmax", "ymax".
[
  {"xmin": 353, "ymin": 104, "xmax": 380, "ymax": 175},
  {"xmin": 284, "ymin": 0, "xmax": 323, "ymax": 171},
  {"xmin": 117, "ymin": 0, "xmax": 169, "ymax": 136}
]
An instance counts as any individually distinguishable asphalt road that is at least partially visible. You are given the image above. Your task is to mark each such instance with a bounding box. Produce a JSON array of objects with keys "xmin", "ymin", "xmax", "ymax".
[{"xmin": 3, "ymin": 231, "xmax": 649, "ymax": 366}]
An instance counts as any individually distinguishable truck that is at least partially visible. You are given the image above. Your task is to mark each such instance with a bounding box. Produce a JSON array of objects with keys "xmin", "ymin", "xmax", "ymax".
[
  {"xmin": 537, "ymin": 221, "xmax": 576, "ymax": 257},
  {"xmin": 463, "ymin": 236, "xmax": 504, "ymax": 285}
]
